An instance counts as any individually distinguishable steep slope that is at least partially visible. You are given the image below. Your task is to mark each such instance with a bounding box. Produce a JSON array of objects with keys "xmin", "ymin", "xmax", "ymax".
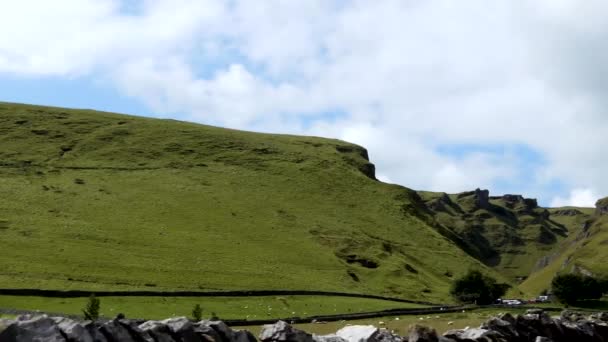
[
  {"xmin": 0, "ymin": 102, "xmax": 498, "ymax": 302},
  {"xmin": 416, "ymin": 189, "xmax": 594, "ymax": 288},
  {"xmin": 521, "ymin": 200, "xmax": 608, "ymax": 294}
]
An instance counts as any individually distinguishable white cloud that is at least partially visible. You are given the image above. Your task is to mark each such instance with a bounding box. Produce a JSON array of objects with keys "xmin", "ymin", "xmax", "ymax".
[
  {"xmin": 1, "ymin": 1, "xmax": 608, "ymax": 204},
  {"xmin": 550, "ymin": 188, "xmax": 598, "ymax": 208}
]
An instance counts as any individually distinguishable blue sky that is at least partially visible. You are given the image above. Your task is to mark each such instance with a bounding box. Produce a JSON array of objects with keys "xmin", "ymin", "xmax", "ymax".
[{"xmin": 2, "ymin": 0, "xmax": 607, "ymax": 207}]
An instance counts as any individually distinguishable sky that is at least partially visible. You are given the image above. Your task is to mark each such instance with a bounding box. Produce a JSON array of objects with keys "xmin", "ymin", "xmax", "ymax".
[{"xmin": 1, "ymin": 0, "xmax": 607, "ymax": 207}]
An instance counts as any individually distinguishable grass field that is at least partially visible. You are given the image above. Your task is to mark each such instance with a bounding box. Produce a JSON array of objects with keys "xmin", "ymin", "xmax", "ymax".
[
  {"xmin": 238, "ymin": 308, "xmax": 531, "ymax": 336},
  {"xmin": 0, "ymin": 295, "xmax": 427, "ymax": 320},
  {"xmin": 0, "ymin": 102, "xmax": 502, "ymax": 303}
]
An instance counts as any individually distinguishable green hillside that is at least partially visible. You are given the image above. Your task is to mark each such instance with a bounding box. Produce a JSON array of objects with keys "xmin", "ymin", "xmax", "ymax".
[
  {"xmin": 416, "ymin": 189, "xmax": 597, "ymax": 294},
  {"xmin": 0, "ymin": 102, "xmax": 500, "ymax": 303},
  {"xmin": 521, "ymin": 201, "xmax": 608, "ymax": 295}
]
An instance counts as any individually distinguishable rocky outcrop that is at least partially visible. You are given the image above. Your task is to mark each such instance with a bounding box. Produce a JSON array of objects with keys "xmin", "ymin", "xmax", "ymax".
[
  {"xmin": 489, "ymin": 194, "xmax": 539, "ymax": 212},
  {"xmin": 2, "ymin": 310, "xmax": 608, "ymax": 342},
  {"xmin": 335, "ymin": 145, "xmax": 377, "ymax": 180},
  {"xmin": 552, "ymin": 209, "xmax": 583, "ymax": 217},
  {"xmin": 595, "ymin": 197, "xmax": 608, "ymax": 216},
  {"xmin": 426, "ymin": 193, "xmax": 456, "ymax": 213},
  {"xmin": 456, "ymin": 189, "xmax": 490, "ymax": 210}
]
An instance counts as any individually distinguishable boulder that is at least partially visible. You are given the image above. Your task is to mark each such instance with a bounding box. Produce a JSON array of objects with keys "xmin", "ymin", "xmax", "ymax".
[
  {"xmin": 204, "ymin": 320, "xmax": 237, "ymax": 342},
  {"xmin": 481, "ymin": 317, "xmax": 519, "ymax": 340},
  {"xmin": 117, "ymin": 318, "xmax": 154, "ymax": 342},
  {"xmin": 161, "ymin": 317, "xmax": 198, "ymax": 342},
  {"xmin": 407, "ymin": 324, "xmax": 439, "ymax": 342},
  {"xmin": 336, "ymin": 326, "xmax": 378, "ymax": 342},
  {"xmin": 82, "ymin": 321, "xmax": 108, "ymax": 342},
  {"xmin": 232, "ymin": 330, "xmax": 257, "ymax": 342},
  {"xmin": 138, "ymin": 320, "xmax": 175, "ymax": 342},
  {"xmin": 443, "ymin": 328, "xmax": 503, "ymax": 342},
  {"xmin": 372, "ymin": 329, "xmax": 402, "ymax": 342},
  {"xmin": 313, "ymin": 334, "xmax": 348, "ymax": 342},
  {"xmin": 335, "ymin": 325, "xmax": 401, "ymax": 342},
  {"xmin": 557, "ymin": 320, "xmax": 594, "ymax": 341},
  {"xmin": 0, "ymin": 318, "xmax": 16, "ymax": 333},
  {"xmin": 260, "ymin": 321, "xmax": 313, "ymax": 342},
  {"xmin": 590, "ymin": 312, "xmax": 608, "ymax": 322},
  {"xmin": 0, "ymin": 315, "xmax": 66, "ymax": 342},
  {"xmin": 591, "ymin": 321, "xmax": 608, "ymax": 341},
  {"xmin": 193, "ymin": 321, "xmax": 224, "ymax": 342},
  {"xmin": 99, "ymin": 320, "xmax": 137, "ymax": 342},
  {"xmin": 53, "ymin": 317, "xmax": 94, "ymax": 342},
  {"xmin": 498, "ymin": 313, "xmax": 516, "ymax": 325}
]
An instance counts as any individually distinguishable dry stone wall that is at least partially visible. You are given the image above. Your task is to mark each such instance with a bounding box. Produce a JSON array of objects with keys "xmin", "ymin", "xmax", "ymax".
[{"xmin": 1, "ymin": 309, "xmax": 607, "ymax": 342}]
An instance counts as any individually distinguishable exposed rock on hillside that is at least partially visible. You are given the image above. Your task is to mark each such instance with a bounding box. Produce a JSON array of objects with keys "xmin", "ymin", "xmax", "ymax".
[
  {"xmin": 335, "ymin": 144, "xmax": 376, "ymax": 180},
  {"xmin": 417, "ymin": 189, "xmax": 585, "ymax": 282},
  {"xmin": 596, "ymin": 197, "xmax": 608, "ymax": 216},
  {"xmin": 457, "ymin": 188, "xmax": 490, "ymax": 210},
  {"xmin": 552, "ymin": 208, "xmax": 583, "ymax": 217}
]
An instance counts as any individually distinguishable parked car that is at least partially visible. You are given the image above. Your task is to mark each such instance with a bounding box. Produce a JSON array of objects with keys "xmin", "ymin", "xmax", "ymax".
[{"xmin": 501, "ymin": 299, "xmax": 523, "ymax": 305}]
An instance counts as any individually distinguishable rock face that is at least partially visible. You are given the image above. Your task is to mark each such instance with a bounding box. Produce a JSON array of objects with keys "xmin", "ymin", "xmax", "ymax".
[
  {"xmin": 1, "ymin": 310, "xmax": 608, "ymax": 342},
  {"xmin": 473, "ymin": 189, "xmax": 490, "ymax": 209},
  {"xmin": 596, "ymin": 197, "xmax": 608, "ymax": 215},
  {"xmin": 456, "ymin": 188, "xmax": 490, "ymax": 210}
]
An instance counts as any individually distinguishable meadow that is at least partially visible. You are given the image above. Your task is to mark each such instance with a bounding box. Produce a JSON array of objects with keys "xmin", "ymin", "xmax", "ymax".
[{"xmin": 0, "ymin": 295, "xmax": 430, "ymax": 321}]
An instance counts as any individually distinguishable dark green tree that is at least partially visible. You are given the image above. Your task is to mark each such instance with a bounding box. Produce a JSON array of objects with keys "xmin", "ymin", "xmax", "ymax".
[
  {"xmin": 83, "ymin": 294, "xmax": 100, "ymax": 320},
  {"xmin": 581, "ymin": 276, "xmax": 604, "ymax": 299},
  {"xmin": 192, "ymin": 304, "xmax": 203, "ymax": 321},
  {"xmin": 552, "ymin": 273, "xmax": 605, "ymax": 304},
  {"xmin": 450, "ymin": 270, "xmax": 509, "ymax": 305}
]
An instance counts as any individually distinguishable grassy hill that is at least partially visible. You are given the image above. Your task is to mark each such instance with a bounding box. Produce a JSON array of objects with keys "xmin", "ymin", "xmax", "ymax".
[
  {"xmin": 416, "ymin": 189, "xmax": 597, "ymax": 295},
  {"xmin": 0, "ymin": 102, "xmax": 502, "ymax": 303},
  {"xmin": 521, "ymin": 200, "xmax": 608, "ymax": 295}
]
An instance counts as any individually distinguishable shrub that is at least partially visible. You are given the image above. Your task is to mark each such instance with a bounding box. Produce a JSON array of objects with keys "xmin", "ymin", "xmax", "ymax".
[
  {"xmin": 192, "ymin": 304, "xmax": 203, "ymax": 321},
  {"xmin": 83, "ymin": 294, "xmax": 100, "ymax": 320},
  {"xmin": 450, "ymin": 270, "xmax": 509, "ymax": 305}
]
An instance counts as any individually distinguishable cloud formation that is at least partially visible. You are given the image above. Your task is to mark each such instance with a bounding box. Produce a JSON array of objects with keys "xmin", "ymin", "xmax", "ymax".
[{"xmin": 1, "ymin": 0, "xmax": 607, "ymax": 206}]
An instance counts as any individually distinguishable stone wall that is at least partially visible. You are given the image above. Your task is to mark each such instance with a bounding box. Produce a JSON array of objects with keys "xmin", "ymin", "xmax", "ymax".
[{"xmin": 1, "ymin": 309, "xmax": 607, "ymax": 342}]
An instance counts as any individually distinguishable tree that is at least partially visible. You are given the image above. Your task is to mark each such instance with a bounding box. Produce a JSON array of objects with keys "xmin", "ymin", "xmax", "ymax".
[
  {"xmin": 552, "ymin": 273, "xmax": 605, "ymax": 304},
  {"xmin": 450, "ymin": 270, "xmax": 509, "ymax": 305},
  {"xmin": 192, "ymin": 304, "xmax": 203, "ymax": 321},
  {"xmin": 83, "ymin": 294, "xmax": 100, "ymax": 320}
]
